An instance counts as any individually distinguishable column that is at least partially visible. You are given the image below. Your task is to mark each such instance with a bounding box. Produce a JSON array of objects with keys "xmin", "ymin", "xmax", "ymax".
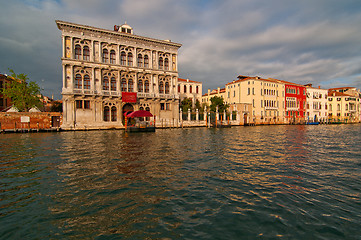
[
  {"xmin": 134, "ymin": 72, "xmax": 138, "ymax": 92},
  {"xmin": 62, "ymin": 36, "xmax": 66, "ymax": 58},
  {"xmin": 62, "ymin": 64, "xmax": 66, "ymax": 88},
  {"xmin": 92, "ymin": 67, "xmax": 96, "ymax": 93},
  {"xmin": 188, "ymin": 109, "xmax": 191, "ymax": 121},
  {"xmin": 99, "ymin": 42, "xmax": 102, "ymax": 63},
  {"xmin": 70, "ymin": 37, "xmax": 73, "ymax": 59},
  {"xmin": 196, "ymin": 109, "xmax": 199, "ymax": 121}
]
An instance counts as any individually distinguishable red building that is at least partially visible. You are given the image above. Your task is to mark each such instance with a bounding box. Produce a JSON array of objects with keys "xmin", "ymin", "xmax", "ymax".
[
  {"xmin": 0, "ymin": 74, "xmax": 13, "ymax": 111},
  {"xmin": 283, "ymin": 81, "xmax": 306, "ymax": 123}
]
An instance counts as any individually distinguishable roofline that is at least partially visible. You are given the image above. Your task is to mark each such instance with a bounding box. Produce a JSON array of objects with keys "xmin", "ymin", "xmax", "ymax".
[
  {"xmin": 178, "ymin": 78, "xmax": 202, "ymax": 84},
  {"xmin": 55, "ymin": 20, "xmax": 182, "ymax": 48}
]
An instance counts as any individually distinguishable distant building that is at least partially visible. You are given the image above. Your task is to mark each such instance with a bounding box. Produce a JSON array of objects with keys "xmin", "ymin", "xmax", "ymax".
[
  {"xmin": 328, "ymin": 87, "xmax": 360, "ymax": 122},
  {"xmin": 178, "ymin": 78, "xmax": 202, "ymax": 107},
  {"xmin": 283, "ymin": 81, "xmax": 306, "ymax": 124},
  {"xmin": 225, "ymin": 76, "xmax": 285, "ymax": 124},
  {"xmin": 56, "ymin": 20, "xmax": 182, "ymax": 130},
  {"xmin": 304, "ymin": 84, "xmax": 328, "ymax": 122},
  {"xmin": 0, "ymin": 74, "xmax": 13, "ymax": 111},
  {"xmin": 201, "ymin": 87, "xmax": 226, "ymax": 106}
]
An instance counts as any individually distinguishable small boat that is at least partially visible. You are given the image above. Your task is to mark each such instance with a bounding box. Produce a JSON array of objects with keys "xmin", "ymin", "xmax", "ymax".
[
  {"xmin": 306, "ymin": 122, "xmax": 319, "ymax": 125},
  {"xmin": 124, "ymin": 110, "xmax": 156, "ymax": 132}
]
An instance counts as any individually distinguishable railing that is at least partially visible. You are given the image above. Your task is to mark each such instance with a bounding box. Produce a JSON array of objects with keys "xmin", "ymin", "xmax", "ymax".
[{"xmin": 265, "ymin": 106, "xmax": 278, "ymax": 110}]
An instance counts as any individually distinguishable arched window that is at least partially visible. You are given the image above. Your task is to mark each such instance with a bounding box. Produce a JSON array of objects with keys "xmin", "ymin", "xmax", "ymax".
[
  {"xmin": 121, "ymin": 79, "xmax": 127, "ymax": 92},
  {"xmin": 75, "ymin": 74, "xmax": 82, "ymax": 89},
  {"xmin": 190, "ymin": 86, "xmax": 192, "ymax": 93},
  {"xmin": 159, "ymin": 82, "xmax": 164, "ymax": 93},
  {"xmin": 110, "ymin": 50, "xmax": 116, "ymax": 64},
  {"xmin": 345, "ymin": 104, "xmax": 348, "ymax": 111},
  {"xmin": 329, "ymin": 104, "xmax": 332, "ymax": 111},
  {"xmin": 127, "ymin": 52, "xmax": 133, "ymax": 66},
  {"xmin": 83, "ymin": 75, "xmax": 90, "ymax": 89},
  {"xmin": 196, "ymin": 86, "xmax": 199, "ymax": 94},
  {"xmin": 137, "ymin": 54, "xmax": 143, "ymax": 67},
  {"xmin": 120, "ymin": 52, "xmax": 126, "ymax": 65},
  {"xmin": 144, "ymin": 80, "xmax": 149, "ymax": 93},
  {"xmin": 164, "ymin": 58, "xmax": 169, "ymax": 70},
  {"xmin": 102, "ymin": 49, "xmax": 109, "ymax": 63},
  {"xmin": 111, "ymin": 77, "xmax": 116, "ymax": 91},
  {"xmin": 144, "ymin": 55, "xmax": 149, "ymax": 68},
  {"xmin": 138, "ymin": 80, "xmax": 143, "ymax": 92},
  {"xmin": 337, "ymin": 104, "xmax": 340, "ymax": 111},
  {"xmin": 159, "ymin": 57, "xmax": 163, "ymax": 70},
  {"xmin": 165, "ymin": 82, "xmax": 170, "ymax": 94},
  {"xmin": 75, "ymin": 45, "xmax": 81, "ymax": 59},
  {"xmin": 128, "ymin": 79, "xmax": 133, "ymax": 92},
  {"xmin": 103, "ymin": 106, "xmax": 110, "ymax": 121},
  {"xmin": 111, "ymin": 106, "xmax": 117, "ymax": 121},
  {"xmin": 184, "ymin": 85, "xmax": 187, "ymax": 93},
  {"xmin": 83, "ymin": 46, "xmax": 90, "ymax": 61},
  {"xmin": 145, "ymin": 107, "xmax": 151, "ymax": 121},
  {"xmin": 103, "ymin": 76, "xmax": 109, "ymax": 90}
]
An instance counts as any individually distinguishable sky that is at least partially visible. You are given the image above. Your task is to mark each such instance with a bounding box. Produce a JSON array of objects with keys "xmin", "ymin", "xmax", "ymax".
[{"xmin": 1, "ymin": 0, "xmax": 361, "ymax": 99}]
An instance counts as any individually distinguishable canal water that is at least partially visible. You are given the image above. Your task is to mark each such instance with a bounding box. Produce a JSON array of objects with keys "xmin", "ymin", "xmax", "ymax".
[{"xmin": 0, "ymin": 125, "xmax": 360, "ymax": 239}]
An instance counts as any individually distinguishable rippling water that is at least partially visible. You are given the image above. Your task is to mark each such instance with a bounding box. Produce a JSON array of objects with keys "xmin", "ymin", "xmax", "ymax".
[{"xmin": 1, "ymin": 125, "xmax": 360, "ymax": 239}]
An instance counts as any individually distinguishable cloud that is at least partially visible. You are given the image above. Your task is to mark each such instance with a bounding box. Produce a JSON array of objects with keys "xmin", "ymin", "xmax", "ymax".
[{"xmin": 1, "ymin": 0, "xmax": 361, "ymax": 99}]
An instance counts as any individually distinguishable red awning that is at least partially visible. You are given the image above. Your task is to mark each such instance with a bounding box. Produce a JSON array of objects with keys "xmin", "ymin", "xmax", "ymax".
[{"xmin": 124, "ymin": 110, "xmax": 153, "ymax": 118}]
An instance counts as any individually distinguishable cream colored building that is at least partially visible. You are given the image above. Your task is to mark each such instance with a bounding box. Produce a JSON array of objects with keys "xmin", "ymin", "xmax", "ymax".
[
  {"xmin": 328, "ymin": 87, "xmax": 360, "ymax": 122},
  {"xmin": 225, "ymin": 76, "xmax": 286, "ymax": 124},
  {"xmin": 56, "ymin": 20, "xmax": 182, "ymax": 130},
  {"xmin": 305, "ymin": 85, "xmax": 328, "ymax": 122},
  {"xmin": 201, "ymin": 87, "xmax": 226, "ymax": 106},
  {"xmin": 178, "ymin": 78, "xmax": 202, "ymax": 107}
]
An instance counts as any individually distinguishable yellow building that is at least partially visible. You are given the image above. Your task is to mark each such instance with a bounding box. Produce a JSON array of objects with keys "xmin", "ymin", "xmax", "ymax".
[
  {"xmin": 201, "ymin": 87, "xmax": 226, "ymax": 106},
  {"xmin": 328, "ymin": 90, "xmax": 359, "ymax": 122},
  {"xmin": 225, "ymin": 75, "xmax": 286, "ymax": 124}
]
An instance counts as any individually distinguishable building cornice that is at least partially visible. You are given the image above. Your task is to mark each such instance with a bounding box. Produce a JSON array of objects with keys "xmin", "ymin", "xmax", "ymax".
[{"xmin": 55, "ymin": 20, "xmax": 182, "ymax": 49}]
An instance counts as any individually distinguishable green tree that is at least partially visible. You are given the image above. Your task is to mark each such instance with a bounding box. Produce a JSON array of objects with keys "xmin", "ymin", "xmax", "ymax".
[
  {"xmin": 210, "ymin": 96, "xmax": 229, "ymax": 113},
  {"xmin": 1, "ymin": 69, "xmax": 42, "ymax": 112},
  {"xmin": 194, "ymin": 99, "xmax": 201, "ymax": 111},
  {"xmin": 180, "ymin": 97, "xmax": 192, "ymax": 112}
]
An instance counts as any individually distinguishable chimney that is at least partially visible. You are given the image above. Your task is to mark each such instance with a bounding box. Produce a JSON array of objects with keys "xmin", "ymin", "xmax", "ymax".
[
  {"xmin": 318, "ymin": 86, "xmax": 320, "ymax": 89},
  {"xmin": 217, "ymin": 87, "xmax": 220, "ymax": 93}
]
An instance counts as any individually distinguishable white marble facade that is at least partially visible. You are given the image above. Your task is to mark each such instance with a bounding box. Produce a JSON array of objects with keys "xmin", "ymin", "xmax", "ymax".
[{"xmin": 56, "ymin": 20, "xmax": 182, "ymax": 130}]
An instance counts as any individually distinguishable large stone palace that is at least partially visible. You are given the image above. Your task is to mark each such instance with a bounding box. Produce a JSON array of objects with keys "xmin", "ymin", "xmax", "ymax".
[{"xmin": 56, "ymin": 20, "xmax": 182, "ymax": 130}]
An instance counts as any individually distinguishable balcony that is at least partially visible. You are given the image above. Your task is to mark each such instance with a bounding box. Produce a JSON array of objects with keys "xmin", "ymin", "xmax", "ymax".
[{"xmin": 265, "ymin": 106, "xmax": 278, "ymax": 110}]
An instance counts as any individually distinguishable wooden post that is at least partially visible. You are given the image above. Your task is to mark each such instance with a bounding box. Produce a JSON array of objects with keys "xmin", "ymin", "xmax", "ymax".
[{"xmin": 125, "ymin": 116, "xmax": 127, "ymax": 130}]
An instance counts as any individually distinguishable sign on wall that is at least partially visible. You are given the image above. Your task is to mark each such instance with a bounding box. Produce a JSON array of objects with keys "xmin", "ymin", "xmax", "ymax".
[
  {"xmin": 21, "ymin": 116, "xmax": 30, "ymax": 123},
  {"xmin": 122, "ymin": 92, "xmax": 137, "ymax": 103}
]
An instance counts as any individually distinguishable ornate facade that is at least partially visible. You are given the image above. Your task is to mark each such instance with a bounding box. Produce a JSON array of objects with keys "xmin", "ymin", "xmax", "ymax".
[{"xmin": 56, "ymin": 20, "xmax": 182, "ymax": 130}]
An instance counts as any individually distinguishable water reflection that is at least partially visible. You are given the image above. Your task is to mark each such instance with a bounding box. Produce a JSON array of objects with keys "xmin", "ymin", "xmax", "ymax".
[{"xmin": 0, "ymin": 125, "xmax": 360, "ymax": 239}]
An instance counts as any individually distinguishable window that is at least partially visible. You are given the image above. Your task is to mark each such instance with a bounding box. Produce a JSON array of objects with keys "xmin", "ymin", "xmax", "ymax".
[
  {"xmin": 75, "ymin": 45, "xmax": 81, "ymax": 59},
  {"xmin": 103, "ymin": 76, "xmax": 109, "ymax": 90},
  {"xmin": 165, "ymin": 82, "xmax": 170, "ymax": 94},
  {"xmin": 337, "ymin": 104, "xmax": 340, "ymax": 111},
  {"xmin": 111, "ymin": 77, "xmax": 116, "ymax": 91},
  {"xmin": 178, "ymin": 85, "xmax": 180, "ymax": 93},
  {"xmin": 83, "ymin": 75, "xmax": 90, "ymax": 89},
  {"xmin": 159, "ymin": 82, "xmax": 164, "ymax": 93},
  {"xmin": 110, "ymin": 50, "xmax": 116, "ymax": 64},
  {"xmin": 252, "ymin": 88, "xmax": 254, "ymax": 95},
  {"xmin": 184, "ymin": 85, "xmax": 187, "ymax": 93},
  {"xmin": 164, "ymin": 58, "xmax": 169, "ymax": 70},
  {"xmin": 128, "ymin": 79, "xmax": 133, "ymax": 92},
  {"xmin": 0, "ymin": 98, "xmax": 3, "ymax": 107},
  {"xmin": 144, "ymin": 55, "xmax": 149, "ymax": 68},
  {"xmin": 159, "ymin": 57, "xmax": 163, "ymax": 70},
  {"xmin": 196, "ymin": 86, "xmax": 199, "ymax": 94},
  {"xmin": 121, "ymin": 52, "xmax": 126, "ymax": 65},
  {"xmin": 111, "ymin": 106, "xmax": 117, "ymax": 121},
  {"xmin": 121, "ymin": 79, "xmax": 127, "ymax": 92},
  {"xmin": 75, "ymin": 74, "xmax": 82, "ymax": 89},
  {"xmin": 166, "ymin": 103, "xmax": 170, "ymax": 110},
  {"xmin": 0, "ymin": 80, "xmax": 3, "ymax": 89},
  {"xmin": 346, "ymin": 104, "xmax": 348, "ymax": 110},
  {"xmin": 160, "ymin": 103, "xmax": 165, "ymax": 110},
  {"xmin": 137, "ymin": 54, "xmax": 143, "ymax": 67},
  {"xmin": 104, "ymin": 106, "xmax": 110, "ymax": 121},
  {"xmin": 102, "ymin": 49, "xmax": 109, "ymax": 63},
  {"xmin": 83, "ymin": 46, "xmax": 90, "ymax": 61},
  {"xmin": 144, "ymin": 80, "xmax": 149, "ymax": 93},
  {"xmin": 138, "ymin": 80, "xmax": 143, "ymax": 92},
  {"xmin": 248, "ymin": 88, "xmax": 250, "ymax": 95},
  {"xmin": 190, "ymin": 86, "xmax": 192, "ymax": 93},
  {"xmin": 76, "ymin": 100, "xmax": 83, "ymax": 109},
  {"xmin": 127, "ymin": 53, "xmax": 133, "ymax": 66},
  {"xmin": 84, "ymin": 100, "xmax": 90, "ymax": 109}
]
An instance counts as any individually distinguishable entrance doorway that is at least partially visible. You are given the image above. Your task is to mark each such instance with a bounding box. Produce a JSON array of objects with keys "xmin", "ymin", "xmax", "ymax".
[{"xmin": 122, "ymin": 103, "xmax": 134, "ymax": 125}]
